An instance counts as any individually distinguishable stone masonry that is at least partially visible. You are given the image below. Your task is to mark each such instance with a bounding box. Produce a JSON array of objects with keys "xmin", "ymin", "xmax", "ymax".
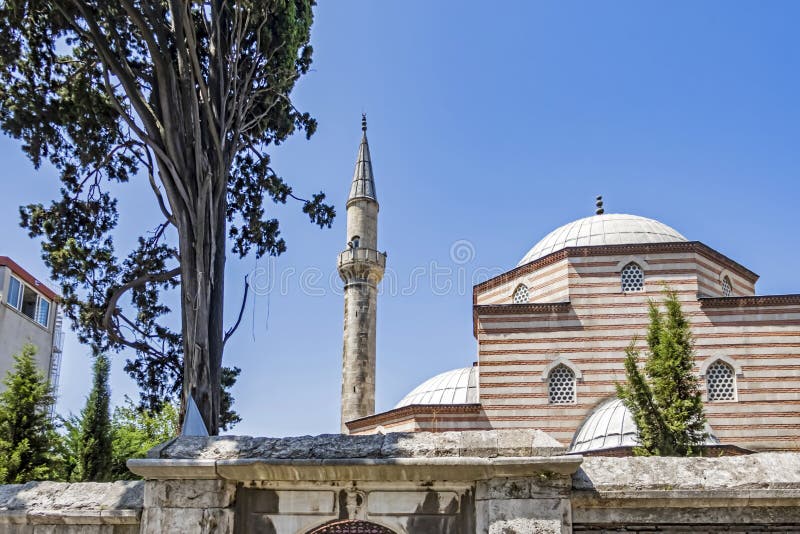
[{"xmin": 2, "ymin": 431, "xmax": 800, "ymax": 533}]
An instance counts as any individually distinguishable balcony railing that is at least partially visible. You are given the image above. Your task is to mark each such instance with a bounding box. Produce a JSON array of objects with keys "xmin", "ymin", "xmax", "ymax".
[{"xmin": 337, "ymin": 247, "xmax": 387, "ymax": 269}]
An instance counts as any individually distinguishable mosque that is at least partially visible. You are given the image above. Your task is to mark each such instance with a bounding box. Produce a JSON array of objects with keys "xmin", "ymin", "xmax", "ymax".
[{"xmin": 337, "ymin": 116, "xmax": 800, "ymax": 454}]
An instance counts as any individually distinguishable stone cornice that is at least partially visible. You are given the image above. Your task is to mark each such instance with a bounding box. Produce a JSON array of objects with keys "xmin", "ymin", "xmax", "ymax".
[
  {"xmin": 127, "ymin": 455, "xmax": 583, "ymax": 482},
  {"xmin": 474, "ymin": 302, "xmax": 571, "ymax": 315},
  {"xmin": 473, "ymin": 241, "xmax": 759, "ymax": 297},
  {"xmin": 346, "ymin": 403, "xmax": 482, "ymax": 431},
  {"xmin": 700, "ymin": 294, "xmax": 800, "ymax": 308}
]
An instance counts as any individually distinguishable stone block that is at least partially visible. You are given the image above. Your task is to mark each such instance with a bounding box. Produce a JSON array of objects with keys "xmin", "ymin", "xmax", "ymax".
[
  {"xmin": 460, "ymin": 431, "xmax": 499, "ymax": 457},
  {"xmin": 488, "ymin": 518, "xmax": 562, "ymax": 534},
  {"xmin": 144, "ymin": 479, "xmax": 235, "ymax": 509},
  {"xmin": 140, "ymin": 507, "xmax": 233, "ymax": 534},
  {"xmin": 495, "ymin": 430, "xmax": 533, "ymax": 457},
  {"xmin": 368, "ymin": 491, "xmax": 460, "ymax": 515},
  {"xmin": 274, "ymin": 491, "xmax": 336, "ymax": 514}
]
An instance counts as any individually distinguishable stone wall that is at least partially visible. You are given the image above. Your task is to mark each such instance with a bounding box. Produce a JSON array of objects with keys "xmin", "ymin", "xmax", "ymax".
[
  {"xmin": 0, "ymin": 480, "xmax": 142, "ymax": 533},
  {"xmin": 572, "ymin": 453, "xmax": 800, "ymax": 532},
  {"xmin": 2, "ymin": 433, "xmax": 800, "ymax": 533}
]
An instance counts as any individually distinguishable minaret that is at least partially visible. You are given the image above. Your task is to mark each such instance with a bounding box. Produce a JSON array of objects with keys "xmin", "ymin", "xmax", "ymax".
[{"xmin": 338, "ymin": 114, "xmax": 386, "ymax": 433}]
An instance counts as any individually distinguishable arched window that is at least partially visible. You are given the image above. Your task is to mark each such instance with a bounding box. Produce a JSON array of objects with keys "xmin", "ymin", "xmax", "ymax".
[
  {"xmin": 706, "ymin": 360, "xmax": 736, "ymax": 401},
  {"xmin": 512, "ymin": 284, "xmax": 529, "ymax": 304},
  {"xmin": 351, "ymin": 235, "xmax": 361, "ymax": 248},
  {"xmin": 721, "ymin": 275, "xmax": 733, "ymax": 297},
  {"xmin": 621, "ymin": 262, "xmax": 644, "ymax": 293},
  {"xmin": 548, "ymin": 364, "xmax": 576, "ymax": 404}
]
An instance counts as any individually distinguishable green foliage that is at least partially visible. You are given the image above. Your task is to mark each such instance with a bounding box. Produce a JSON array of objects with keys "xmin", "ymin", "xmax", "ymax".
[
  {"xmin": 77, "ymin": 354, "xmax": 113, "ymax": 481},
  {"xmin": 220, "ymin": 366, "xmax": 242, "ymax": 432},
  {"xmin": 110, "ymin": 399, "xmax": 178, "ymax": 480},
  {"xmin": 0, "ymin": 344, "xmax": 61, "ymax": 483},
  {"xmin": 57, "ymin": 413, "xmax": 82, "ymax": 481},
  {"xmin": 0, "ymin": 0, "xmax": 333, "ymax": 432},
  {"xmin": 617, "ymin": 290, "xmax": 708, "ymax": 456}
]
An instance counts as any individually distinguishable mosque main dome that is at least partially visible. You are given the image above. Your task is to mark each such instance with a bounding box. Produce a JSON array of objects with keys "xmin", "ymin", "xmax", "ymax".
[{"xmin": 517, "ymin": 213, "xmax": 687, "ymax": 267}]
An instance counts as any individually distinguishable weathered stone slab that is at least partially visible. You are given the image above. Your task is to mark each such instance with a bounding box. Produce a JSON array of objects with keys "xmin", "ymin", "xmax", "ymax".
[
  {"xmin": 151, "ymin": 430, "xmax": 566, "ymax": 461},
  {"xmin": 0, "ymin": 481, "xmax": 142, "ymax": 520},
  {"xmin": 574, "ymin": 452, "xmax": 800, "ymax": 492}
]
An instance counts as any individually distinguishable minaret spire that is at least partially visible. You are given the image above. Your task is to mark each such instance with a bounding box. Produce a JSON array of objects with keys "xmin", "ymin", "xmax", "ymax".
[
  {"xmin": 338, "ymin": 114, "xmax": 386, "ymax": 433},
  {"xmin": 349, "ymin": 113, "xmax": 377, "ymax": 201}
]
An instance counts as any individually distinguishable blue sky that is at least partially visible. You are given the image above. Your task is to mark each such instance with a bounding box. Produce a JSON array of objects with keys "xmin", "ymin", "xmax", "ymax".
[{"xmin": 2, "ymin": 1, "xmax": 799, "ymax": 436}]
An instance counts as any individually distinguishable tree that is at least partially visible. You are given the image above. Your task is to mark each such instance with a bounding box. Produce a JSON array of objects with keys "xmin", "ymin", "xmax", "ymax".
[
  {"xmin": 219, "ymin": 365, "xmax": 241, "ymax": 431},
  {"xmin": 0, "ymin": 0, "xmax": 334, "ymax": 434},
  {"xmin": 0, "ymin": 344, "xmax": 60, "ymax": 483},
  {"xmin": 617, "ymin": 289, "xmax": 707, "ymax": 456},
  {"xmin": 110, "ymin": 398, "xmax": 178, "ymax": 480},
  {"xmin": 78, "ymin": 353, "xmax": 113, "ymax": 480}
]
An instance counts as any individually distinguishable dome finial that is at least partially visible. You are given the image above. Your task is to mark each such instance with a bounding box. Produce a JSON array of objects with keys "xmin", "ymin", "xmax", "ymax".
[
  {"xmin": 361, "ymin": 113, "xmax": 367, "ymax": 133},
  {"xmin": 595, "ymin": 195, "xmax": 604, "ymax": 215}
]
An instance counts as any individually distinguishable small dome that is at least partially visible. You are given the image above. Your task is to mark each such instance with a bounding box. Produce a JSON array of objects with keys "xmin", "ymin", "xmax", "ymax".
[
  {"xmin": 394, "ymin": 367, "xmax": 478, "ymax": 408},
  {"xmin": 518, "ymin": 213, "xmax": 687, "ymax": 266},
  {"xmin": 569, "ymin": 397, "xmax": 720, "ymax": 454}
]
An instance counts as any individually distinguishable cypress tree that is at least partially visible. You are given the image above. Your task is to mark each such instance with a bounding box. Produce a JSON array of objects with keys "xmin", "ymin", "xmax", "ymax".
[
  {"xmin": 617, "ymin": 289, "xmax": 707, "ymax": 456},
  {"xmin": 0, "ymin": 344, "xmax": 59, "ymax": 483},
  {"xmin": 79, "ymin": 354, "xmax": 113, "ymax": 481}
]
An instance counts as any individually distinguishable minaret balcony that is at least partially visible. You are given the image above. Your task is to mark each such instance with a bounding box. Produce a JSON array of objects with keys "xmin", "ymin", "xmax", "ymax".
[{"xmin": 338, "ymin": 247, "xmax": 387, "ymax": 282}]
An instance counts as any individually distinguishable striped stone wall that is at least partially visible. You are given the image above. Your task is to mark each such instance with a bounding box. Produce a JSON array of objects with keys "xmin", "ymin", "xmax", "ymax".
[{"xmin": 473, "ymin": 243, "xmax": 799, "ymax": 451}]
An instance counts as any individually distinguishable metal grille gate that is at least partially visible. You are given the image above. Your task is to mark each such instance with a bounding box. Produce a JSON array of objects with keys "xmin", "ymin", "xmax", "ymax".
[{"xmin": 307, "ymin": 520, "xmax": 396, "ymax": 534}]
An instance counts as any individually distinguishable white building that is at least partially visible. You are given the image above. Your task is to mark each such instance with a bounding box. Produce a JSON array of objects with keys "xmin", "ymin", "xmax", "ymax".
[{"xmin": 0, "ymin": 256, "xmax": 63, "ymax": 398}]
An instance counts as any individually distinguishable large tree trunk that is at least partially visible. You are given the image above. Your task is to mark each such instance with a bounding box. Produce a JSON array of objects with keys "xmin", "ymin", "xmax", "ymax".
[{"xmin": 177, "ymin": 170, "xmax": 227, "ymax": 436}]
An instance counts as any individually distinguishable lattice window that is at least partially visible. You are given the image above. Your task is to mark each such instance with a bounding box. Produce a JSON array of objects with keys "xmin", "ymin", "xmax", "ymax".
[
  {"xmin": 308, "ymin": 520, "xmax": 396, "ymax": 534},
  {"xmin": 706, "ymin": 360, "xmax": 736, "ymax": 401},
  {"xmin": 621, "ymin": 262, "xmax": 644, "ymax": 293},
  {"xmin": 512, "ymin": 284, "xmax": 529, "ymax": 304},
  {"xmin": 548, "ymin": 364, "xmax": 576, "ymax": 404},
  {"xmin": 721, "ymin": 276, "xmax": 733, "ymax": 297}
]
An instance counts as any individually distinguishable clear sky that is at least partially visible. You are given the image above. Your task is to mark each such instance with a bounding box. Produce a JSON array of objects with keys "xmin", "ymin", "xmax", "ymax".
[{"xmin": 2, "ymin": 1, "xmax": 799, "ymax": 436}]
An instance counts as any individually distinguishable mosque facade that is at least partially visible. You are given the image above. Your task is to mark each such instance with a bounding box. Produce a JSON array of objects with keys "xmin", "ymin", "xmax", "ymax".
[{"xmin": 340, "ymin": 120, "xmax": 800, "ymax": 454}]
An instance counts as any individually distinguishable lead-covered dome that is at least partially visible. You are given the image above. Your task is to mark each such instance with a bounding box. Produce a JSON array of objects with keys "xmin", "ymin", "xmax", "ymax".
[
  {"xmin": 569, "ymin": 397, "xmax": 720, "ymax": 454},
  {"xmin": 518, "ymin": 213, "xmax": 687, "ymax": 267},
  {"xmin": 394, "ymin": 366, "xmax": 478, "ymax": 408}
]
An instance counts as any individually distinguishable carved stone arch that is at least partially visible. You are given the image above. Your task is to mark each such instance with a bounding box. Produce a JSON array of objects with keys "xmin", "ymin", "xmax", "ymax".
[
  {"xmin": 306, "ymin": 520, "xmax": 400, "ymax": 534},
  {"xmin": 699, "ymin": 355, "xmax": 743, "ymax": 377},
  {"xmin": 615, "ymin": 256, "xmax": 651, "ymax": 271},
  {"xmin": 541, "ymin": 356, "xmax": 583, "ymax": 382}
]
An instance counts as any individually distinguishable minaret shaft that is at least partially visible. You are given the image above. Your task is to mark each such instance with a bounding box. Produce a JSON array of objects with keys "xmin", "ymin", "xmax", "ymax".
[{"xmin": 338, "ymin": 115, "xmax": 386, "ymax": 433}]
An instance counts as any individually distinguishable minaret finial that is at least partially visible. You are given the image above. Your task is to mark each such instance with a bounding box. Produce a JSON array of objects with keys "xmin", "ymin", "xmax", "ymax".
[
  {"xmin": 361, "ymin": 113, "xmax": 367, "ymax": 132},
  {"xmin": 595, "ymin": 195, "xmax": 604, "ymax": 215}
]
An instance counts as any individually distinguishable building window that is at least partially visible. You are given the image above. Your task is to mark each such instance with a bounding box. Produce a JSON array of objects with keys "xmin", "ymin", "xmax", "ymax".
[
  {"xmin": 721, "ymin": 276, "xmax": 733, "ymax": 297},
  {"xmin": 5, "ymin": 275, "xmax": 50, "ymax": 327},
  {"xmin": 512, "ymin": 284, "xmax": 529, "ymax": 304},
  {"xmin": 621, "ymin": 262, "xmax": 644, "ymax": 293},
  {"xmin": 351, "ymin": 236, "xmax": 360, "ymax": 248},
  {"xmin": 7, "ymin": 275, "xmax": 22, "ymax": 309},
  {"xmin": 37, "ymin": 298, "xmax": 50, "ymax": 328},
  {"xmin": 548, "ymin": 364, "xmax": 576, "ymax": 404},
  {"xmin": 706, "ymin": 360, "xmax": 736, "ymax": 401}
]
